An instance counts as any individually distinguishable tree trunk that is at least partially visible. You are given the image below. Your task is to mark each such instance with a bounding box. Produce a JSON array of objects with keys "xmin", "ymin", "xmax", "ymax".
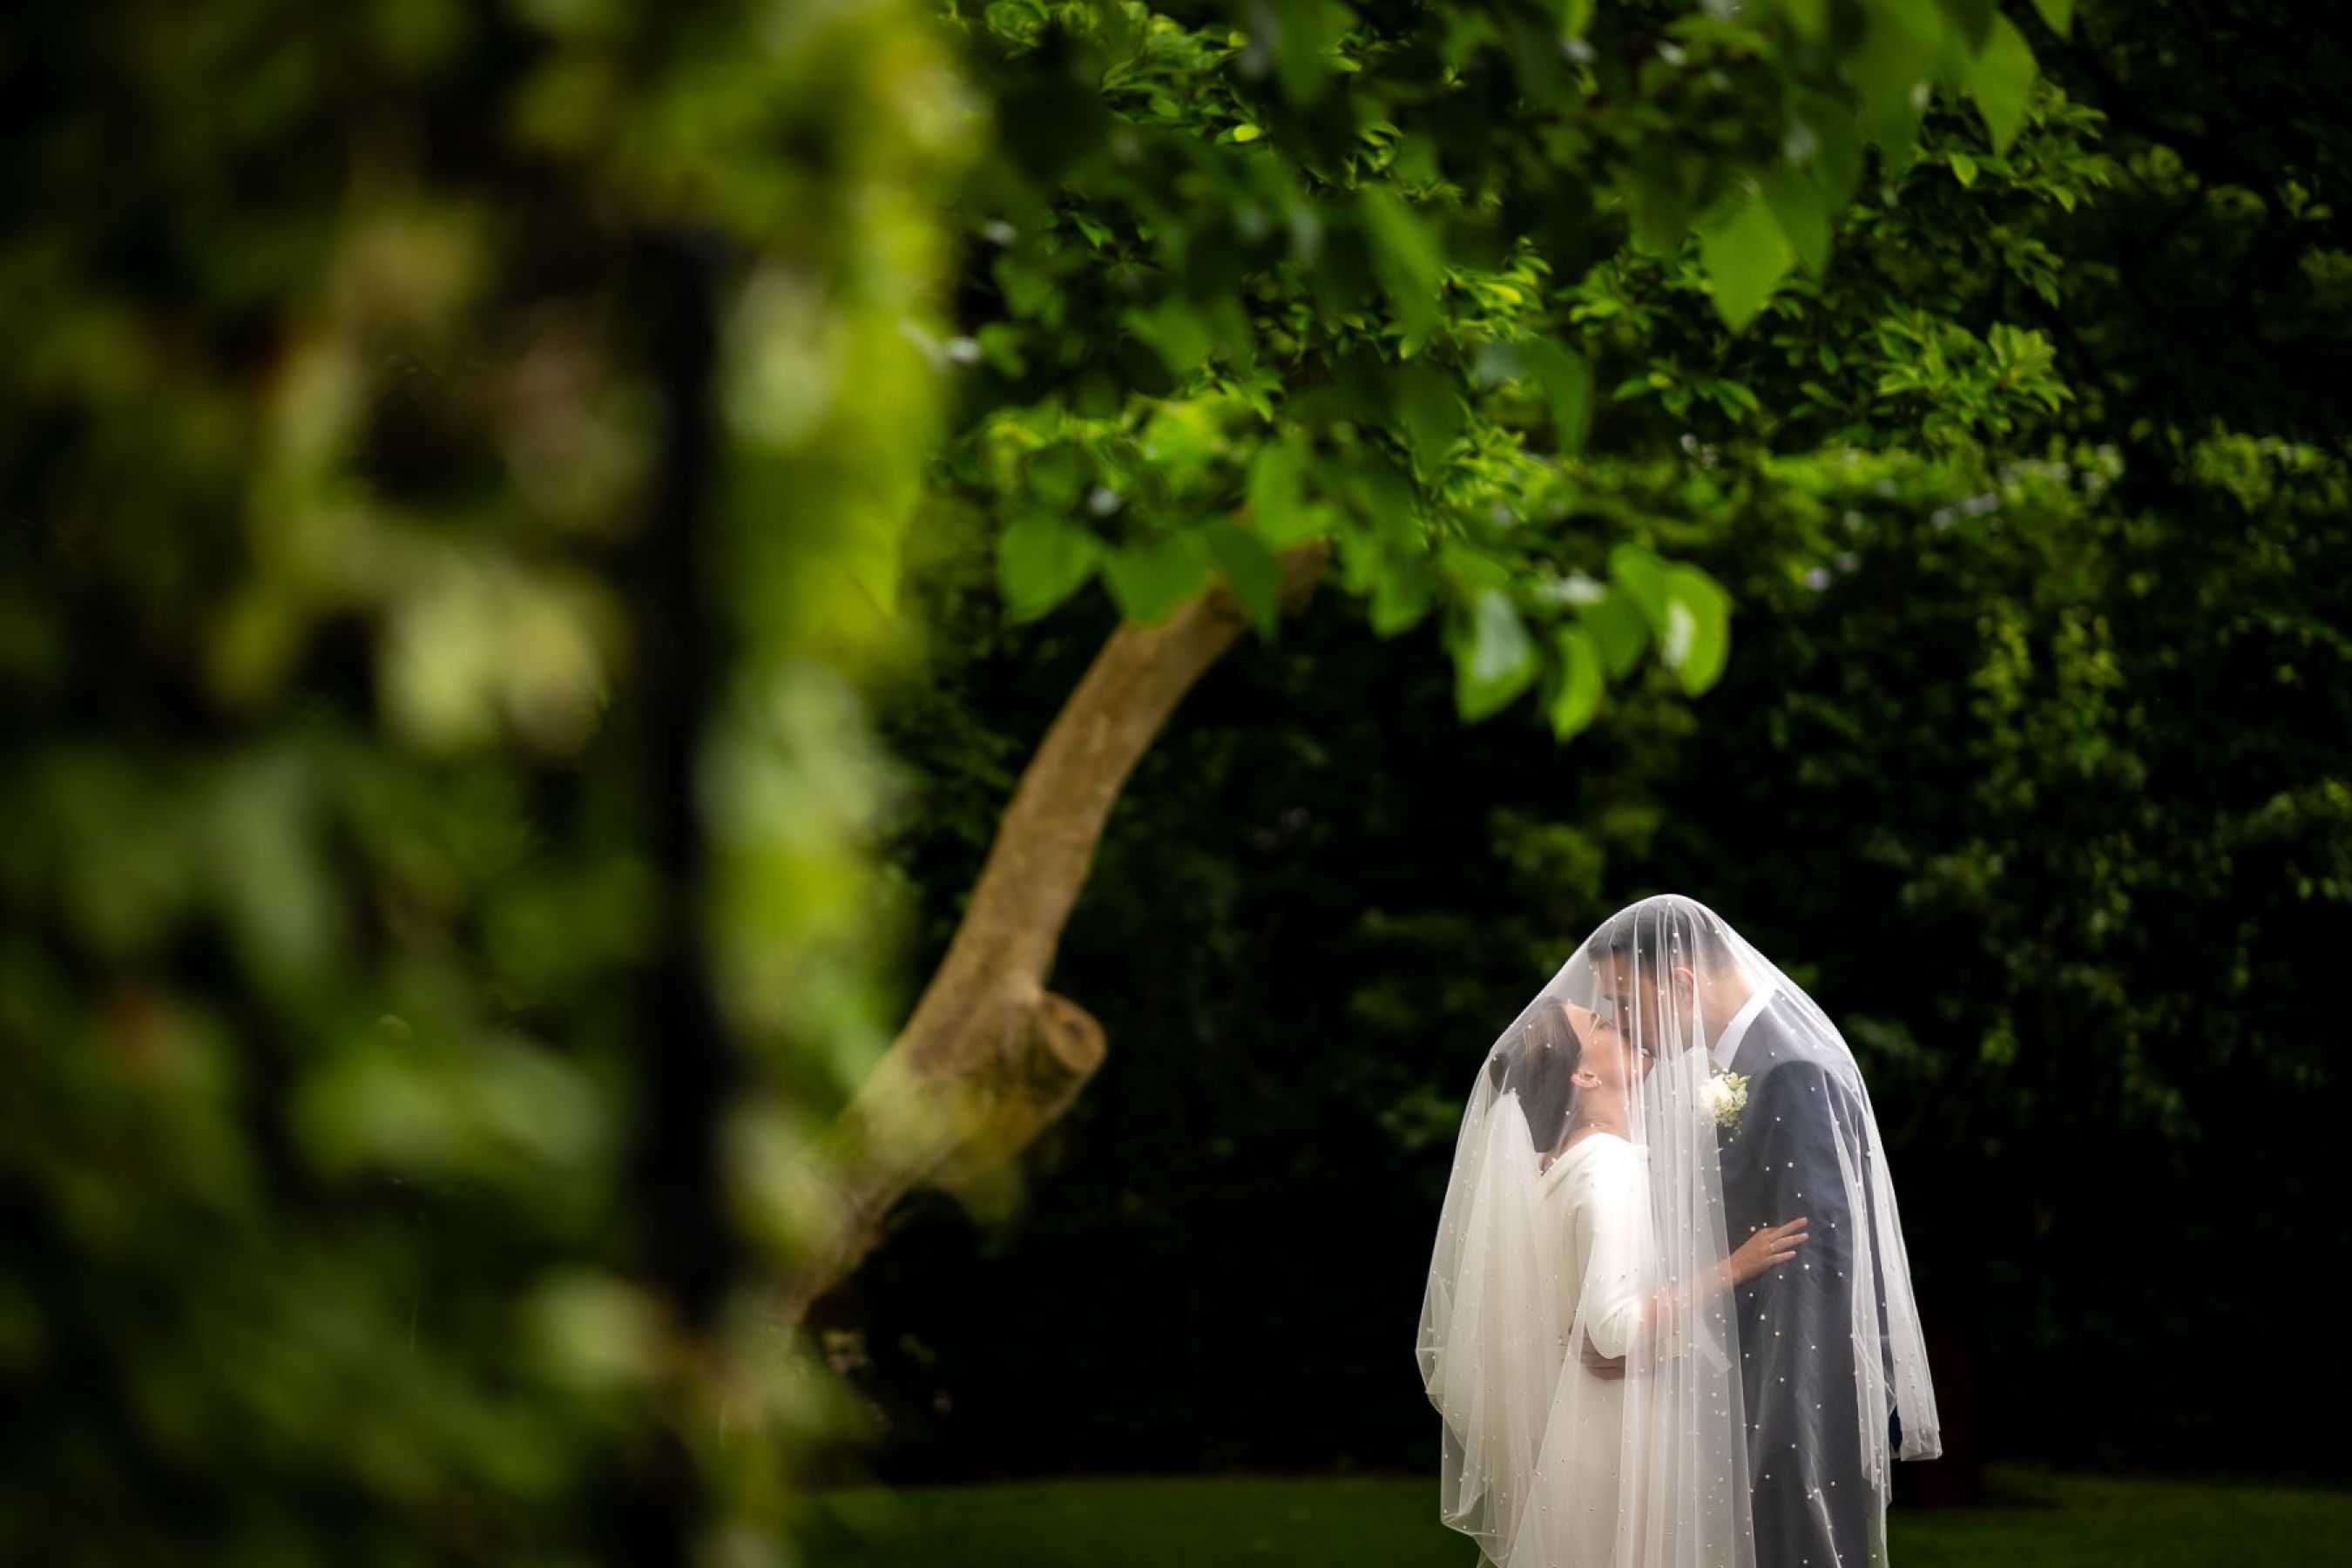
[
  {"xmin": 776, "ymin": 538, "xmax": 1332, "ymax": 1325},
  {"xmin": 619, "ymin": 229, "xmax": 731, "ymax": 1565}
]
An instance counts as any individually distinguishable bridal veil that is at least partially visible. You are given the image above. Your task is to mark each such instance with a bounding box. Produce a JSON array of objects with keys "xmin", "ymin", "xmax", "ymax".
[{"xmin": 1415, "ymin": 894, "xmax": 1938, "ymax": 1568}]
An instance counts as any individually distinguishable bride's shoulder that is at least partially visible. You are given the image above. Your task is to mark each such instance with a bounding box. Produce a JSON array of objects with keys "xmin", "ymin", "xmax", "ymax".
[
  {"xmin": 1540, "ymin": 1130, "xmax": 1640, "ymax": 1187},
  {"xmin": 1577, "ymin": 1133, "xmax": 1649, "ymax": 1191},
  {"xmin": 1584, "ymin": 1131, "xmax": 1644, "ymax": 1169}
]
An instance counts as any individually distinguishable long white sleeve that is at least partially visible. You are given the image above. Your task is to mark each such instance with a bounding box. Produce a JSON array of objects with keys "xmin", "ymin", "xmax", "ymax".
[{"xmin": 1574, "ymin": 1139, "xmax": 1652, "ymax": 1361}]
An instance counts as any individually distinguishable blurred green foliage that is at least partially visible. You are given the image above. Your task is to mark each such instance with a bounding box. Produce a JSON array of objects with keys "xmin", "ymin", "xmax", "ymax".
[
  {"xmin": 6, "ymin": 0, "xmax": 2339, "ymax": 1548},
  {"xmin": 2, "ymin": 0, "xmax": 964, "ymax": 1558}
]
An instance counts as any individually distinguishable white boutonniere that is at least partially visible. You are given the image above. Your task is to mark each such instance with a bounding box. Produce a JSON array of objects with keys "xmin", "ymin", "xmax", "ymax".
[{"xmin": 1699, "ymin": 1070, "xmax": 1749, "ymax": 1132}]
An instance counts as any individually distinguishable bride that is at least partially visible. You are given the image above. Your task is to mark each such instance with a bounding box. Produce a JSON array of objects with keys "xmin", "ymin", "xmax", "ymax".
[
  {"xmin": 1416, "ymin": 908, "xmax": 1816, "ymax": 1568},
  {"xmin": 1523, "ymin": 1000, "xmax": 1805, "ymax": 1568}
]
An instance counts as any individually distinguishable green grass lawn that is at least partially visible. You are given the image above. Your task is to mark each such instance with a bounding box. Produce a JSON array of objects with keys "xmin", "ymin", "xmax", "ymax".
[{"xmin": 798, "ymin": 1466, "xmax": 2352, "ymax": 1567}]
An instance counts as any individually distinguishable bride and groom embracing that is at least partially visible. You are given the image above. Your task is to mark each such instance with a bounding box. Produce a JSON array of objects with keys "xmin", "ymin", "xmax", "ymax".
[{"xmin": 1417, "ymin": 895, "xmax": 1941, "ymax": 1568}]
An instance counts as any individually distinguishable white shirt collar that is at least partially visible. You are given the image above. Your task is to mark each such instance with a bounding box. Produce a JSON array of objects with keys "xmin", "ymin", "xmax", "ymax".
[{"xmin": 1711, "ymin": 983, "xmax": 1774, "ymax": 1073}]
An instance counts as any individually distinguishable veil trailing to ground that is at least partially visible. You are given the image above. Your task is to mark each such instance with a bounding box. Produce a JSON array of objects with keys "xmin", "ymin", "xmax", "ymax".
[{"xmin": 1416, "ymin": 894, "xmax": 1939, "ymax": 1568}]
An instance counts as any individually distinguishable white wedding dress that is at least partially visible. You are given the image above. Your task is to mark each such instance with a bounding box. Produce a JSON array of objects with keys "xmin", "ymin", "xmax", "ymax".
[{"xmin": 1508, "ymin": 1130, "xmax": 1652, "ymax": 1568}]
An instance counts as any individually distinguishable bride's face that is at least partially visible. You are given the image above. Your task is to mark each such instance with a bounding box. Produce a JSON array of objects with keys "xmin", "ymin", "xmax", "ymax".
[{"xmin": 1565, "ymin": 1002, "xmax": 1652, "ymax": 1090}]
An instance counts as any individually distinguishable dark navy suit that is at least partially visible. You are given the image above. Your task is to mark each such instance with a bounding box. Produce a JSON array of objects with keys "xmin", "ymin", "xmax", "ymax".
[{"xmin": 1715, "ymin": 993, "xmax": 1901, "ymax": 1568}]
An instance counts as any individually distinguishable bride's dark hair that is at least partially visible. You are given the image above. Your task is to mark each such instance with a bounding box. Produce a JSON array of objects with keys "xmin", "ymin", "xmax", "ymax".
[{"xmin": 1486, "ymin": 998, "xmax": 1583, "ymax": 1156}]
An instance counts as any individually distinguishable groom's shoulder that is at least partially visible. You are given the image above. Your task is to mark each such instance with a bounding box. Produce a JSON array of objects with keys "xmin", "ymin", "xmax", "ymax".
[
  {"xmin": 1734, "ymin": 992, "xmax": 1808, "ymax": 1063},
  {"xmin": 1760, "ymin": 987, "xmax": 1815, "ymax": 1033},
  {"xmin": 1737, "ymin": 999, "xmax": 1841, "ymax": 1085}
]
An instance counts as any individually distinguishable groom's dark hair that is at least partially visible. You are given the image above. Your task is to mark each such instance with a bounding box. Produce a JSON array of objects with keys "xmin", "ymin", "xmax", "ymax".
[
  {"xmin": 1598, "ymin": 912, "xmax": 1652, "ymax": 964},
  {"xmin": 1597, "ymin": 910, "xmax": 1672, "ymax": 977},
  {"xmin": 1597, "ymin": 904, "xmax": 1735, "ymax": 975}
]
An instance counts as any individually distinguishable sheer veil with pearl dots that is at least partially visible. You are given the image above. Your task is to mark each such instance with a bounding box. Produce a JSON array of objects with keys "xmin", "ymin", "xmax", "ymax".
[{"xmin": 1415, "ymin": 893, "xmax": 1939, "ymax": 1568}]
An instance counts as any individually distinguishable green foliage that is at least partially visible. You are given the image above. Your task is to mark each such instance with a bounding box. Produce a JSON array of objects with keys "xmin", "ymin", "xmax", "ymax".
[
  {"xmin": 870, "ymin": 424, "xmax": 2352, "ymax": 1481},
  {"xmin": 1, "ymin": 0, "xmax": 963, "ymax": 1557},
  {"xmin": 1698, "ymin": 181, "xmax": 1800, "ymax": 333},
  {"xmin": 929, "ymin": 0, "xmax": 2079, "ymax": 737},
  {"xmin": 859, "ymin": 0, "xmax": 2349, "ymax": 1488}
]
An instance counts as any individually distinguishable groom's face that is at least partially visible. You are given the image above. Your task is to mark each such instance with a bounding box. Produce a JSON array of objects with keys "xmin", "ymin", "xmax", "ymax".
[{"xmin": 1597, "ymin": 950, "xmax": 1696, "ymax": 1057}]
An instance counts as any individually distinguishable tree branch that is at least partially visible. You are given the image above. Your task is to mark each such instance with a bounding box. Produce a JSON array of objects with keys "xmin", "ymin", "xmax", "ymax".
[{"xmin": 775, "ymin": 537, "xmax": 1333, "ymax": 1325}]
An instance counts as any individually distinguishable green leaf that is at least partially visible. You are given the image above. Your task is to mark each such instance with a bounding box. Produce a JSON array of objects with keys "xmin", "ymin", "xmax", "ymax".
[
  {"xmin": 1247, "ymin": 438, "xmax": 1325, "ymax": 548},
  {"xmin": 1201, "ymin": 519, "xmax": 1284, "ymax": 638},
  {"xmin": 1965, "ymin": 13, "xmax": 2038, "ymax": 156},
  {"xmin": 1662, "ymin": 563, "xmax": 1733, "ymax": 694},
  {"xmin": 1436, "ymin": 539, "xmax": 1513, "ymax": 595},
  {"xmin": 1948, "ymin": 150, "xmax": 1980, "ymax": 187},
  {"xmin": 1580, "ymin": 592, "xmax": 1651, "ymax": 679},
  {"xmin": 1361, "ymin": 189, "xmax": 1443, "ymax": 346},
  {"xmin": 1547, "ymin": 624, "xmax": 1605, "ymax": 738},
  {"xmin": 1450, "ymin": 589, "xmax": 1538, "ymax": 721},
  {"xmin": 1608, "ymin": 544, "xmax": 1673, "ymax": 632},
  {"xmin": 1370, "ymin": 555, "xmax": 1436, "ymax": 635},
  {"xmin": 1853, "ymin": 9, "xmax": 1939, "ymax": 173},
  {"xmin": 1773, "ymin": 0, "xmax": 1829, "ymax": 40},
  {"xmin": 1394, "ymin": 360, "xmax": 1464, "ymax": 475},
  {"xmin": 1522, "ymin": 339, "xmax": 1594, "ymax": 453},
  {"xmin": 1345, "ymin": 453, "xmax": 1422, "ymax": 548},
  {"xmin": 1026, "ymin": 444, "xmax": 1084, "ymax": 505},
  {"xmin": 1934, "ymin": 0, "xmax": 1997, "ymax": 51},
  {"xmin": 1127, "ymin": 296, "xmax": 1213, "ymax": 375},
  {"xmin": 1624, "ymin": 169, "xmax": 1694, "ymax": 258},
  {"xmin": 1101, "ymin": 531, "xmax": 1214, "ymax": 624},
  {"xmin": 994, "ymin": 250, "xmax": 1058, "ymax": 318},
  {"xmin": 1759, "ymin": 165, "xmax": 1833, "ymax": 278},
  {"xmin": 997, "ymin": 513, "xmax": 1101, "ymax": 622},
  {"xmin": 2031, "ymin": 0, "xmax": 2072, "ymax": 37},
  {"xmin": 1697, "ymin": 184, "xmax": 1795, "ymax": 333},
  {"xmin": 1264, "ymin": 0, "xmax": 1342, "ymax": 104},
  {"xmin": 1801, "ymin": 98, "xmax": 1869, "ymax": 209}
]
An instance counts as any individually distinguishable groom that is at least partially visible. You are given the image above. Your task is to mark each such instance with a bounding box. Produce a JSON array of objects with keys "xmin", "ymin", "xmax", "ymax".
[{"xmin": 1585, "ymin": 916, "xmax": 1906, "ymax": 1568}]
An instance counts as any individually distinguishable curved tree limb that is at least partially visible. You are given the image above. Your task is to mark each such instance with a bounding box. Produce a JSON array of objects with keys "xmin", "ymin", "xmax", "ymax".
[{"xmin": 777, "ymin": 538, "xmax": 1332, "ymax": 1325}]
